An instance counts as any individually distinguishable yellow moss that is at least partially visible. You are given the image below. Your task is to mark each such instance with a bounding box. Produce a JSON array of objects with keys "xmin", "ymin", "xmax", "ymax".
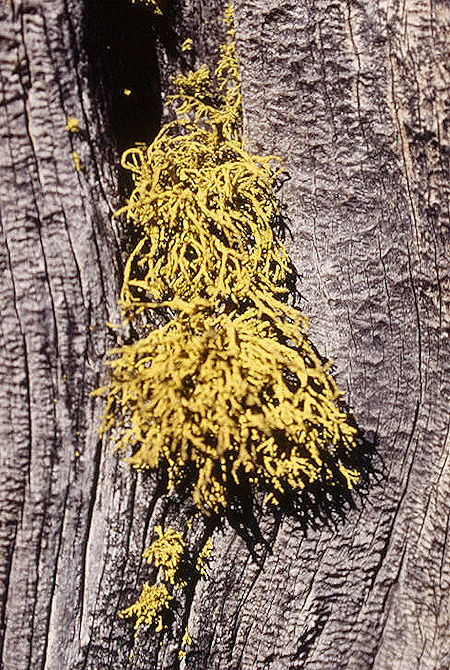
[
  {"xmin": 142, "ymin": 526, "xmax": 186, "ymax": 585},
  {"xmin": 119, "ymin": 581, "xmax": 172, "ymax": 632}
]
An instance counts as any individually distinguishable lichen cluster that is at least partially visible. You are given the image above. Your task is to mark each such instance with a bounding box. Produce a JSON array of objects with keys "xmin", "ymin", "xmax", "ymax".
[
  {"xmin": 97, "ymin": 5, "xmax": 359, "ymax": 517},
  {"xmin": 120, "ymin": 581, "xmax": 172, "ymax": 632},
  {"xmin": 103, "ymin": 308, "xmax": 358, "ymax": 513},
  {"xmin": 142, "ymin": 525, "xmax": 186, "ymax": 585},
  {"xmin": 98, "ymin": 2, "xmax": 365, "ymax": 646},
  {"xmin": 120, "ymin": 525, "xmax": 210, "ymax": 642},
  {"xmin": 196, "ymin": 536, "xmax": 213, "ymax": 576}
]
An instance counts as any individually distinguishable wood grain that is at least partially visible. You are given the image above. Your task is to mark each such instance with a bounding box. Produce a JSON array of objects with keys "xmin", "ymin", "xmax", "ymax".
[{"xmin": 0, "ymin": 0, "xmax": 448, "ymax": 668}]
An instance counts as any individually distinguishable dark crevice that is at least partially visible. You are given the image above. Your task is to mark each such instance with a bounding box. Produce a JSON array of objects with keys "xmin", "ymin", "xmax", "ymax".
[{"xmin": 84, "ymin": 0, "xmax": 163, "ymax": 180}]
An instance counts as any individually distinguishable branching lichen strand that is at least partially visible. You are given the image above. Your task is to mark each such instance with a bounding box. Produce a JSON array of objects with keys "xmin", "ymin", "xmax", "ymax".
[{"xmin": 142, "ymin": 526, "xmax": 186, "ymax": 585}]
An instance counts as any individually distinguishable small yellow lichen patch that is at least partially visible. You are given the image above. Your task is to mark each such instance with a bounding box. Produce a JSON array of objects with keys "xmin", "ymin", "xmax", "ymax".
[
  {"xmin": 182, "ymin": 627, "xmax": 192, "ymax": 646},
  {"xmin": 178, "ymin": 627, "xmax": 192, "ymax": 660},
  {"xmin": 119, "ymin": 581, "xmax": 172, "ymax": 632},
  {"xmin": 196, "ymin": 537, "xmax": 213, "ymax": 575},
  {"xmin": 338, "ymin": 465, "xmax": 360, "ymax": 488},
  {"xmin": 65, "ymin": 116, "xmax": 80, "ymax": 133},
  {"xmin": 142, "ymin": 526, "xmax": 186, "ymax": 585},
  {"xmin": 72, "ymin": 150, "xmax": 82, "ymax": 171},
  {"xmin": 181, "ymin": 38, "xmax": 193, "ymax": 52},
  {"xmin": 123, "ymin": 88, "xmax": 132, "ymax": 96},
  {"xmin": 131, "ymin": 0, "xmax": 163, "ymax": 14}
]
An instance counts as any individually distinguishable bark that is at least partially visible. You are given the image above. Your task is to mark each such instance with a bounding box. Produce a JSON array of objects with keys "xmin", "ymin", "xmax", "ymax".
[
  {"xmin": 0, "ymin": 0, "xmax": 449, "ymax": 669},
  {"xmin": 0, "ymin": 1, "xmax": 122, "ymax": 668}
]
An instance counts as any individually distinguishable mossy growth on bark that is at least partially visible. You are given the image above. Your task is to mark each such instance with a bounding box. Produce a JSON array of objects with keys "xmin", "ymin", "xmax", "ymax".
[{"xmin": 97, "ymin": 3, "xmax": 362, "ymax": 640}]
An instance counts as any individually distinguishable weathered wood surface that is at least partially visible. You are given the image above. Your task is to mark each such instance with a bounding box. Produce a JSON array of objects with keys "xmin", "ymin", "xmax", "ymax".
[
  {"xmin": 1, "ymin": 0, "xmax": 449, "ymax": 669},
  {"xmin": 0, "ymin": 1, "xmax": 123, "ymax": 668}
]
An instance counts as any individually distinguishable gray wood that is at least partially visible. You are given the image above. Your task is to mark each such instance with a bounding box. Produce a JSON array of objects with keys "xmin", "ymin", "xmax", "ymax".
[
  {"xmin": 0, "ymin": 1, "xmax": 123, "ymax": 668},
  {"xmin": 0, "ymin": 0, "xmax": 449, "ymax": 668}
]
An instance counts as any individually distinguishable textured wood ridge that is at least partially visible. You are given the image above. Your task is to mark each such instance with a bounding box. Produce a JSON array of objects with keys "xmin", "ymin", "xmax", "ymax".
[
  {"xmin": 0, "ymin": 1, "xmax": 123, "ymax": 668},
  {"xmin": 0, "ymin": 0, "xmax": 449, "ymax": 669}
]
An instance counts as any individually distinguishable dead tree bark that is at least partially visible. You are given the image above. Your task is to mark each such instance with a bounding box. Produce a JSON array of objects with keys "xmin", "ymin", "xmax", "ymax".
[
  {"xmin": 0, "ymin": 1, "xmax": 122, "ymax": 668},
  {"xmin": 0, "ymin": 0, "xmax": 448, "ymax": 669}
]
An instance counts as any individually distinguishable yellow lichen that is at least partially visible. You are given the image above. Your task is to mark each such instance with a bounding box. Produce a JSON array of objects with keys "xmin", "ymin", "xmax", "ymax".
[
  {"xmin": 65, "ymin": 116, "xmax": 80, "ymax": 133},
  {"xmin": 142, "ymin": 526, "xmax": 186, "ymax": 585},
  {"xmin": 119, "ymin": 581, "xmax": 172, "ymax": 632},
  {"xmin": 196, "ymin": 536, "xmax": 213, "ymax": 575},
  {"xmin": 181, "ymin": 38, "xmax": 193, "ymax": 52},
  {"xmin": 117, "ymin": 132, "xmax": 292, "ymax": 321},
  {"xmin": 100, "ymin": 2, "xmax": 359, "ymax": 519},
  {"xmin": 178, "ymin": 627, "xmax": 192, "ymax": 660},
  {"xmin": 115, "ymin": 30, "xmax": 295, "ymax": 328},
  {"xmin": 72, "ymin": 150, "xmax": 82, "ymax": 171},
  {"xmin": 182, "ymin": 627, "xmax": 192, "ymax": 646},
  {"xmin": 100, "ymin": 308, "xmax": 357, "ymax": 513},
  {"xmin": 131, "ymin": 0, "xmax": 163, "ymax": 14}
]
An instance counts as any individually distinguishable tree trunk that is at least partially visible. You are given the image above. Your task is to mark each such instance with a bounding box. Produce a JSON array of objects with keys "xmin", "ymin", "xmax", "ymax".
[{"xmin": 0, "ymin": 0, "xmax": 448, "ymax": 669}]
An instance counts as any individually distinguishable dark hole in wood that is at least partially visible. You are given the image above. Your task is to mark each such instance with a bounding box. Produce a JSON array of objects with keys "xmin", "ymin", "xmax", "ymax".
[{"xmin": 83, "ymin": 0, "xmax": 163, "ymax": 163}]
